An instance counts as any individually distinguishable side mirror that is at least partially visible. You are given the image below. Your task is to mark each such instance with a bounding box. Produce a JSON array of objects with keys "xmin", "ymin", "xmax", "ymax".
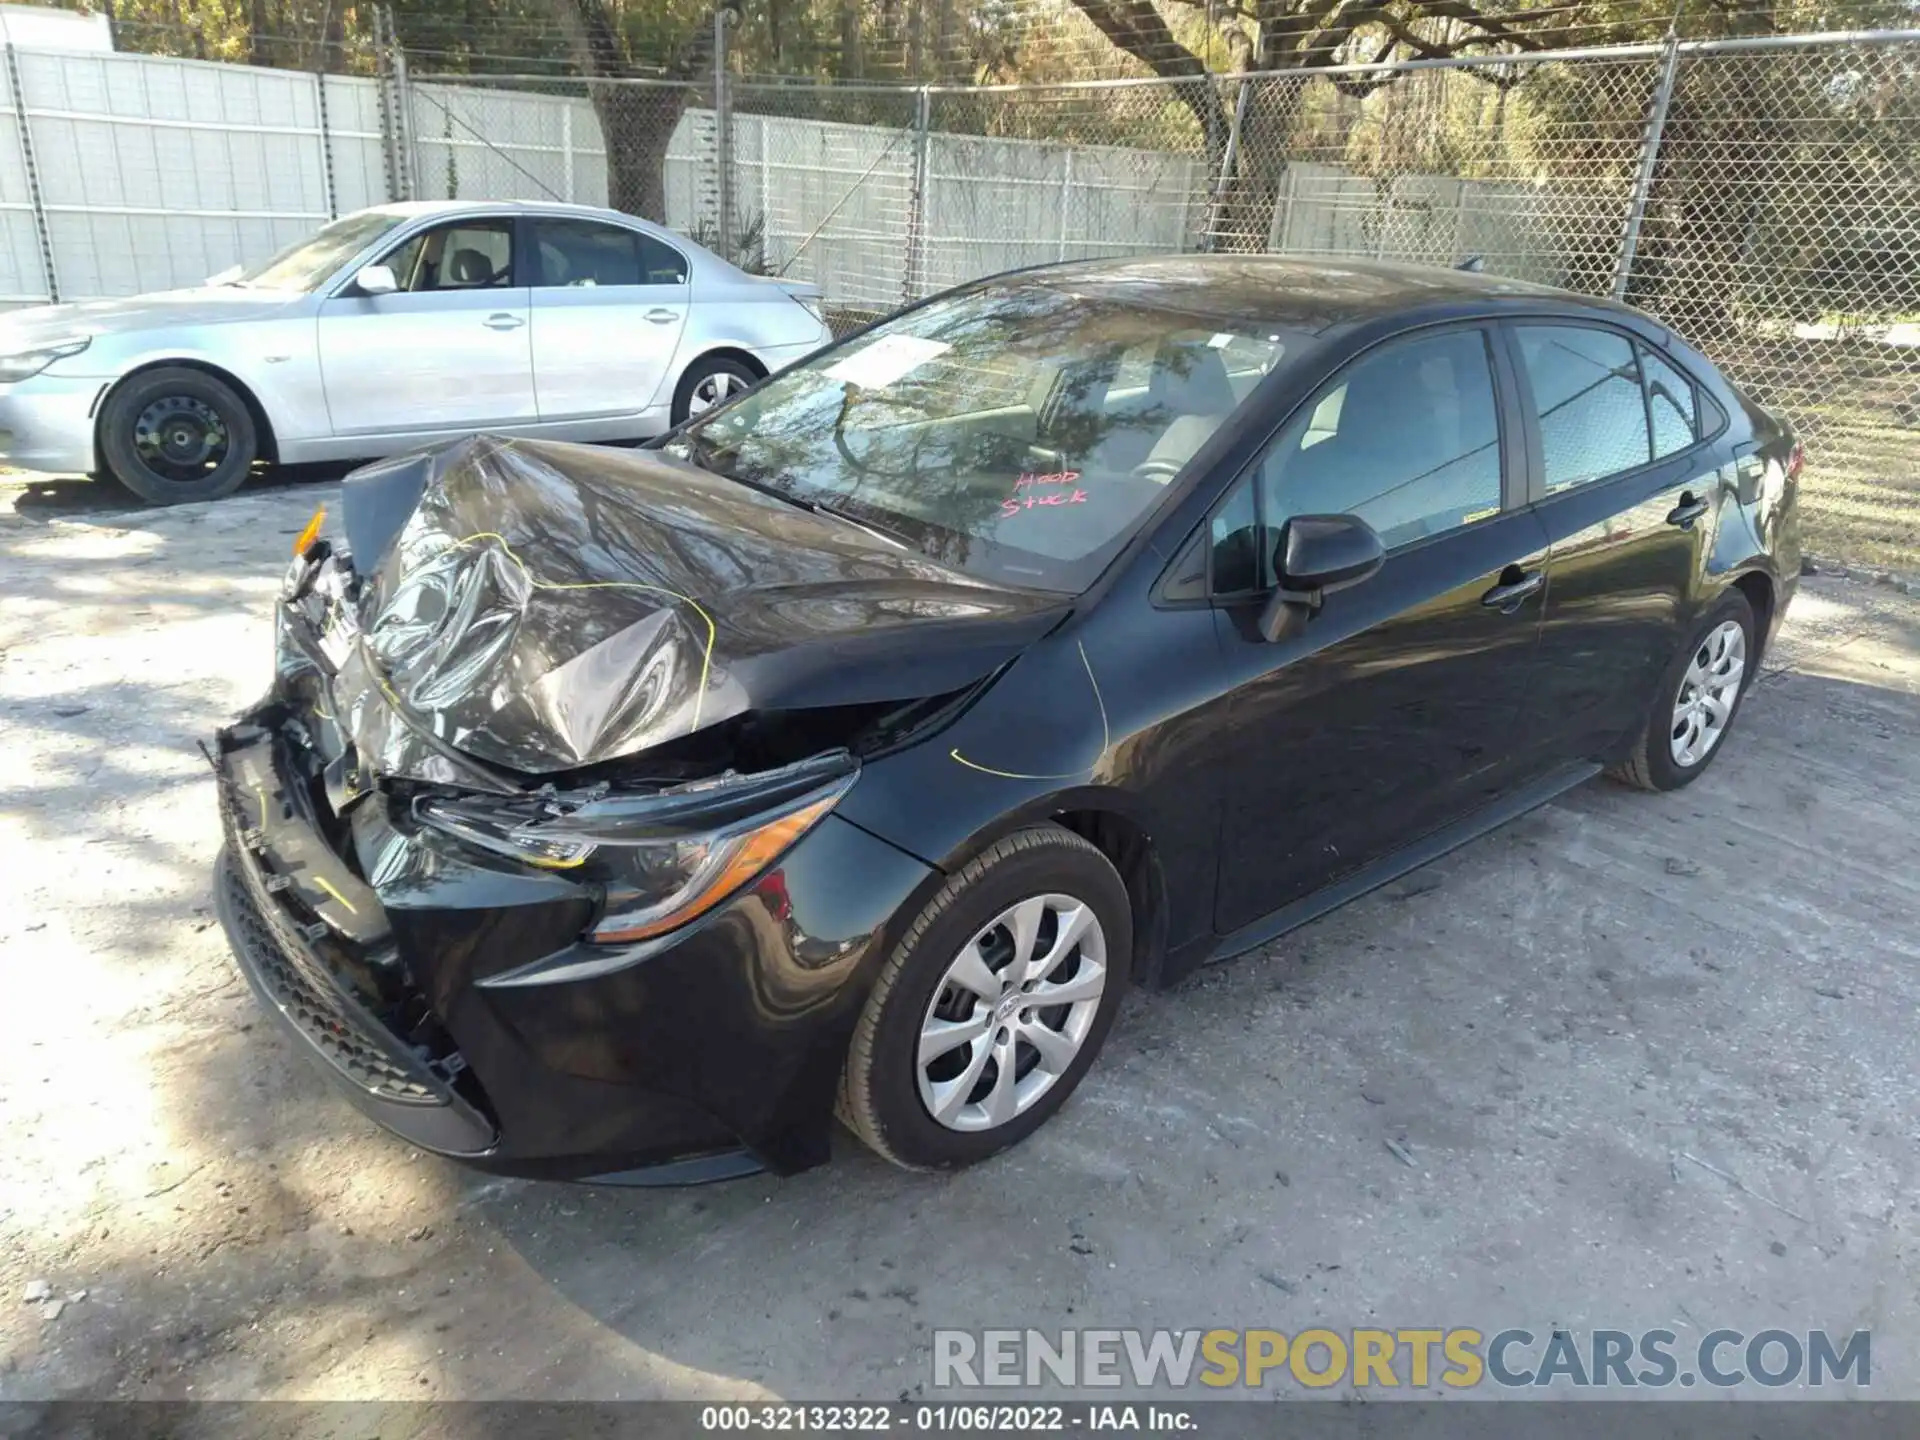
[
  {"xmin": 352, "ymin": 264, "xmax": 399, "ymax": 297},
  {"xmin": 204, "ymin": 264, "xmax": 243, "ymax": 286},
  {"xmin": 1256, "ymin": 513, "xmax": 1385, "ymax": 643}
]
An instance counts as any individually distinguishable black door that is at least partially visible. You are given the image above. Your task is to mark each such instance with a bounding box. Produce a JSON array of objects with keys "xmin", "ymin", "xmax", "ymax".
[
  {"xmin": 1502, "ymin": 323, "xmax": 1721, "ymax": 767},
  {"xmin": 1207, "ymin": 325, "xmax": 1553, "ymax": 935}
]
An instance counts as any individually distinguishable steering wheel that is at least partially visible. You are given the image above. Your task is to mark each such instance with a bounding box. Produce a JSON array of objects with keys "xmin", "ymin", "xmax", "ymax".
[{"xmin": 1131, "ymin": 457, "xmax": 1184, "ymax": 484}]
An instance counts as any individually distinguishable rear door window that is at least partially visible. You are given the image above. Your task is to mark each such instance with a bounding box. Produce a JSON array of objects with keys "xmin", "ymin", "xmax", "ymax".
[
  {"xmin": 638, "ymin": 234, "xmax": 689, "ymax": 285},
  {"xmin": 1514, "ymin": 324, "xmax": 1652, "ymax": 493},
  {"xmin": 529, "ymin": 219, "xmax": 642, "ymax": 288}
]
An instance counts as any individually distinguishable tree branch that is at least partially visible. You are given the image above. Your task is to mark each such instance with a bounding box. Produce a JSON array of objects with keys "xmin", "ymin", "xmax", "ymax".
[
  {"xmin": 1324, "ymin": 31, "xmax": 1405, "ymax": 95},
  {"xmin": 1163, "ymin": 0, "xmax": 1260, "ymax": 20},
  {"xmin": 548, "ymin": 0, "xmax": 714, "ymax": 81},
  {"xmin": 1064, "ymin": 0, "xmax": 1211, "ymax": 81}
]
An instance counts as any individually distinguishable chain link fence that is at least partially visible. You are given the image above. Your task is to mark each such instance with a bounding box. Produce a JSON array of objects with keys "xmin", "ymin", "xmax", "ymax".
[
  {"xmin": 0, "ymin": 24, "xmax": 1912, "ymax": 564},
  {"xmin": 1625, "ymin": 37, "xmax": 1920, "ymax": 569},
  {"xmin": 1207, "ymin": 55, "xmax": 1664, "ymax": 288}
]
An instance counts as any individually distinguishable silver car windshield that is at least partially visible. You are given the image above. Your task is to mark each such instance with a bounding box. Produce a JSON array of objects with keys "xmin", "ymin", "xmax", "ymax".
[
  {"xmin": 236, "ymin": 211, "xmax": 406, "ymax": 292},
  {"xmin": 675, "ymin": 282, "xmax": 1292, "ymax": 593}
]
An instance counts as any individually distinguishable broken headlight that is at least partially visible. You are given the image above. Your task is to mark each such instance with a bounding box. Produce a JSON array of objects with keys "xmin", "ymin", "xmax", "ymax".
[{"xmin": 415, "ymin": 753, "xmax": 856, "ymax": 944}]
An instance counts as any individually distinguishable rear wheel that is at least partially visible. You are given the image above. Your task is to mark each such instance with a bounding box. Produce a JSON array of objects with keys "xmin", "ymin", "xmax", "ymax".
[
  {"xmin": 670, "ymin": 354, "xmax": 759, "ymax": 425},
  {"xmin": 838, "ymin": 826, "xmax": 1130, "ymax": 1171},
  {"xmin": 98, "ymin": 366, "xmax": 258, "ymax": 505},
  {"xmin": 1610, "ymin": 589, "xmax": 1755, "ymax": 792}
]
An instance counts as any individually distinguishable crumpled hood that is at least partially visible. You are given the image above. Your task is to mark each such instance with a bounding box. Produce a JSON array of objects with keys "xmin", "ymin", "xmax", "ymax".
[
  {"xmin": 337, "ymin": 436, "xmax": 1066, "ymax": 777},
  {"xmin": 0, "ymin": 288, "xmax": 297, "ymax": 349}
]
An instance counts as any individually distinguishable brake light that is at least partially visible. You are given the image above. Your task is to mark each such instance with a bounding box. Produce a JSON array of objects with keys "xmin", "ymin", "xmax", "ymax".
[{"xmin": 1786, "ymin": 442, "xmax": 1804, "ymax": 483}]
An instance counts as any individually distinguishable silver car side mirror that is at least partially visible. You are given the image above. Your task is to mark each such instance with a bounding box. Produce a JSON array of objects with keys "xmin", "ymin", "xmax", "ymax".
[{"xmin": 354, "ymin": 264, "xmax": 399, "ymax": 297}]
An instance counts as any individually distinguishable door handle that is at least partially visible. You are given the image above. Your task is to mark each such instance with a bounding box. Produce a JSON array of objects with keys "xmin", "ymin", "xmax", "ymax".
[
  {"xmin": 1666, "ymin": 491, "xmax": 1710, "ymax": 529},
  {"xmin": 645, "ymin": 308, "xmax": 680, "ymax": 324},
  {"xmin": 1481, "ymin": 568, "xmax": 1544, "ymax": 613},
  {"xmin": 483, "ymin": 313, "xmax": 525, "ymax": 330}
]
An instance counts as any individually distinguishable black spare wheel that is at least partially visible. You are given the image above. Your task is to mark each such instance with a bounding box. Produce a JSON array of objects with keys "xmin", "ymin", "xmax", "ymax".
[{"xmin": 99, "ymin": 366, "xmax": 259, "ymax": 505}]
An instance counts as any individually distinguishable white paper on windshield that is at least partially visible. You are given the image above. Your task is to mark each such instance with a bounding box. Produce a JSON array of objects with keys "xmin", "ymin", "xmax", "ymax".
[
  {"xmin": 824, "ymin": 333, "xmax": 952, "ymax": 389},
  {"xmin": 1208, "ymin": 332, "xmax": 1237, "ymax": 349}
]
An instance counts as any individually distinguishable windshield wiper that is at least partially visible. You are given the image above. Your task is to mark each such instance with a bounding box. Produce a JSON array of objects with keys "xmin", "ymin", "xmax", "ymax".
[
  {"xmin": 803, "ymin": 499, "xmax": 911, "ymax": 549},
  {"xmin": 668, "ymin": 439, "xmax": 911, "ymax": 550}
]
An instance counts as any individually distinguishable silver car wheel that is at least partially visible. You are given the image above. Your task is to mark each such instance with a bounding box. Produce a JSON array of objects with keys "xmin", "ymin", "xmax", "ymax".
[
  {"xmin": 916, "ymin": 894, "xmax": 1108, "ymax": 1134},
  {"xmin": 687, "ymin": 370, "xmax": 745, "ymax": 414},
  {"xmin": 1670, "ymin": 618, "xmax": 1746, "ymax": 767}
]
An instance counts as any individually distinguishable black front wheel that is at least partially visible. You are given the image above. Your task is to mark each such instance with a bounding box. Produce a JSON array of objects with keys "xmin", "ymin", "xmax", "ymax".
[
  {"xmin": 837, "ymin": 826, "xmax": 1131, "ymax": 1171},
  {"xmin": 98, "ymin": 367, "xmax": 258, "ymax": 505}
]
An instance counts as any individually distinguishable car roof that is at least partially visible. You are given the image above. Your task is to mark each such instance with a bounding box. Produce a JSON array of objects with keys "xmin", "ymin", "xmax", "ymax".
[
  {"xmin": 996, "ymin": 254, "xmax": 1654, "ymax": 336},
  {"xmin": 361, "ymin": 198, "xmax": 662, "ymax": 226}
]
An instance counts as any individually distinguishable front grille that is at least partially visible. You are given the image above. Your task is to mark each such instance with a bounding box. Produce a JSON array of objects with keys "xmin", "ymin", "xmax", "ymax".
[{"xmin": 217, "ymin": 788, "xmax": 447, "ymax": 1107}]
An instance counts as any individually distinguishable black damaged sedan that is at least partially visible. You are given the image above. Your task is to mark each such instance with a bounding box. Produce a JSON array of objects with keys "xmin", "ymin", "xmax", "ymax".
[{"xmin": 213, "ymin": 257, "xmax": 1801, "ymax": 1182}]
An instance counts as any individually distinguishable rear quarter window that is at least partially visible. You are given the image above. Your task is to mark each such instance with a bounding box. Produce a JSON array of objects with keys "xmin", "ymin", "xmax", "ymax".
[{"xmin": 1515, "ymin": 324, "xmax": 1652, "ymax": 493}]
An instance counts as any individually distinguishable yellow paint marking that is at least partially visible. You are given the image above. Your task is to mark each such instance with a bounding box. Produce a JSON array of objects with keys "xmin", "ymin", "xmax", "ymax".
[
  {"xmin": 311, "ymin": 875, "xmax": 358, "ymax": 914},
  {"xmin": 446, "ymin": 531, "xmax": 718, "ymax": 734},
  {"xmin": 523, "ymin": 853, "xmax": 589, "ymax": 871},
  {"xmin": 949, "ymin": 640, "xmax": 1109, "ymax": 782}
]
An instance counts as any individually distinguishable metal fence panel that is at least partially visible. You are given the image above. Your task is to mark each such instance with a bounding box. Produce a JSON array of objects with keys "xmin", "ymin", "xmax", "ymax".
[
  {"xmin": 924, "ymin": 82, "xmax": 1210, "ymax": 298},
  {"xmin": 322, "ymin": 74, "xmax": 392, "ymax": 216},
  {"xmin": 0, "ymin": 48, "xmax": 49, "ymax": 304},
  {"xmin": 730, "ymin": 85, "xmax": 921, "ymax": 317},
  {"xmin": 409, "ymin": 78, "xmax": 594, "ymax": 205},
  {"xmin": 15, "ymin": 47, "xmax": 331, "ymax": 295}
]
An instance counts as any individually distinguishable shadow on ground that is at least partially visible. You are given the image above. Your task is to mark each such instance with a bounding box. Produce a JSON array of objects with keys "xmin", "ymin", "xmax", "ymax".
[{"xmin": 3, "ymin": 485, "xmax": 1918, "ymax": 1405}]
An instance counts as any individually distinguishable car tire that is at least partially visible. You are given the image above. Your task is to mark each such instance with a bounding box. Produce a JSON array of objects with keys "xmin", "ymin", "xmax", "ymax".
[
  {"xmin": 98, "ymin": 366, "xmax": 259, "ymax": 506},
  {"xmin": 1610, "ymin": 589, "xmax": 1757, "ymax": 792},
  {"xmin": 670, "ymin": 354, "xmax": 759, "ymax": 425},
  {"xmin": 837, "ymin": 825, "xmax": 1131, "ymax": 1171}
]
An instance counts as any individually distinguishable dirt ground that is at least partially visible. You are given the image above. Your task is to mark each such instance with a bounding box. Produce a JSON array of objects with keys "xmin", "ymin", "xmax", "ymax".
[{"xmin": 3, "ymin": 470, "xmax": 1919, "ymax": 1404}]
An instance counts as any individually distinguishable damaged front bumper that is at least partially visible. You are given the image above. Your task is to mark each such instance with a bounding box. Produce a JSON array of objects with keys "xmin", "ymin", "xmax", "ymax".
[{"xmin": 208, "ymin": 659, "xmax": 937, "ymax": 1184}]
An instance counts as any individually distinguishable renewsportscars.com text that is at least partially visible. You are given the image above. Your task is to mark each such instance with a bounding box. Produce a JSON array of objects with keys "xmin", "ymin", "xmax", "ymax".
[{"xmin": 933, "ymin": 1327, "xmax": 1870, "ymax": 1391}]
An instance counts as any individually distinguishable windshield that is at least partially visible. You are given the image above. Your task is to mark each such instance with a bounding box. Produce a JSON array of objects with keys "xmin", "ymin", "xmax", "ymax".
[
  {"xmin": 672, "ymin": 281, "xmax": 1292, "ymax": 593},
  {"xmin": 236, "ymin": 211, "xmax": 406, "ymax": 292}
]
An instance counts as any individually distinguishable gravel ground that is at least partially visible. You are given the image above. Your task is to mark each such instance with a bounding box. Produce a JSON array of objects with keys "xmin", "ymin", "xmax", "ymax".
[{"xmin": 3, "ymin": 471, "xmax": 1918, "ymax": 1404}]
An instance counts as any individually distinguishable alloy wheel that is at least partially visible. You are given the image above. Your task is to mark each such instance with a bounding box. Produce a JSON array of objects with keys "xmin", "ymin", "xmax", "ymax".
[
  {"xmin": 688, "ymin": 370, "xmax": 745, "ymax": 414},
  {"xmin": 132, "ymin": 395, "xmax": 230, "ymax": 484},
  {"xmin": 916, "ymin": 894, "xmax": 1108, "ymax": 1133},
  {"xmin": 1670, "ymin": 618, "xmax": 1746, "ymax": 767}
]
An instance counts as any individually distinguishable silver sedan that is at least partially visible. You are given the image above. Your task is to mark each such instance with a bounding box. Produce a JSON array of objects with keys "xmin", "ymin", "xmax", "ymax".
[{"xmin": 0, "ymin": 200, "xmax": 832, "ymax": 504}]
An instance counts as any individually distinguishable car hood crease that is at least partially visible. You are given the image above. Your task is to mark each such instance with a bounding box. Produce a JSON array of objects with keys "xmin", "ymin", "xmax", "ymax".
[{"xmin": 340, "ymin": 435, "xmax": 1067, "ymax": 777}]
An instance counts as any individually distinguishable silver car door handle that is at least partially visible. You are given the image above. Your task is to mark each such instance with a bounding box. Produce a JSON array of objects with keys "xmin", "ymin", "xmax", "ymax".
[
  {"xmin": 484, "ymin": 313, "xmax": 525, "ymax": 330},
  {"xmin": 645, "ymin": 308, "xmax": 679, "ymax": 324}
]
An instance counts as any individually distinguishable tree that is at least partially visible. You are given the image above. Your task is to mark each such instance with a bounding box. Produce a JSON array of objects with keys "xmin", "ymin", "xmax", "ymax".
[
  {"xmin": 1062, "ymin": 0, "xmax": 1648, "ymax": 248},
  {"xmin": 545, "ymin": 0, "xmax": 717, "ymax": 222}
]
